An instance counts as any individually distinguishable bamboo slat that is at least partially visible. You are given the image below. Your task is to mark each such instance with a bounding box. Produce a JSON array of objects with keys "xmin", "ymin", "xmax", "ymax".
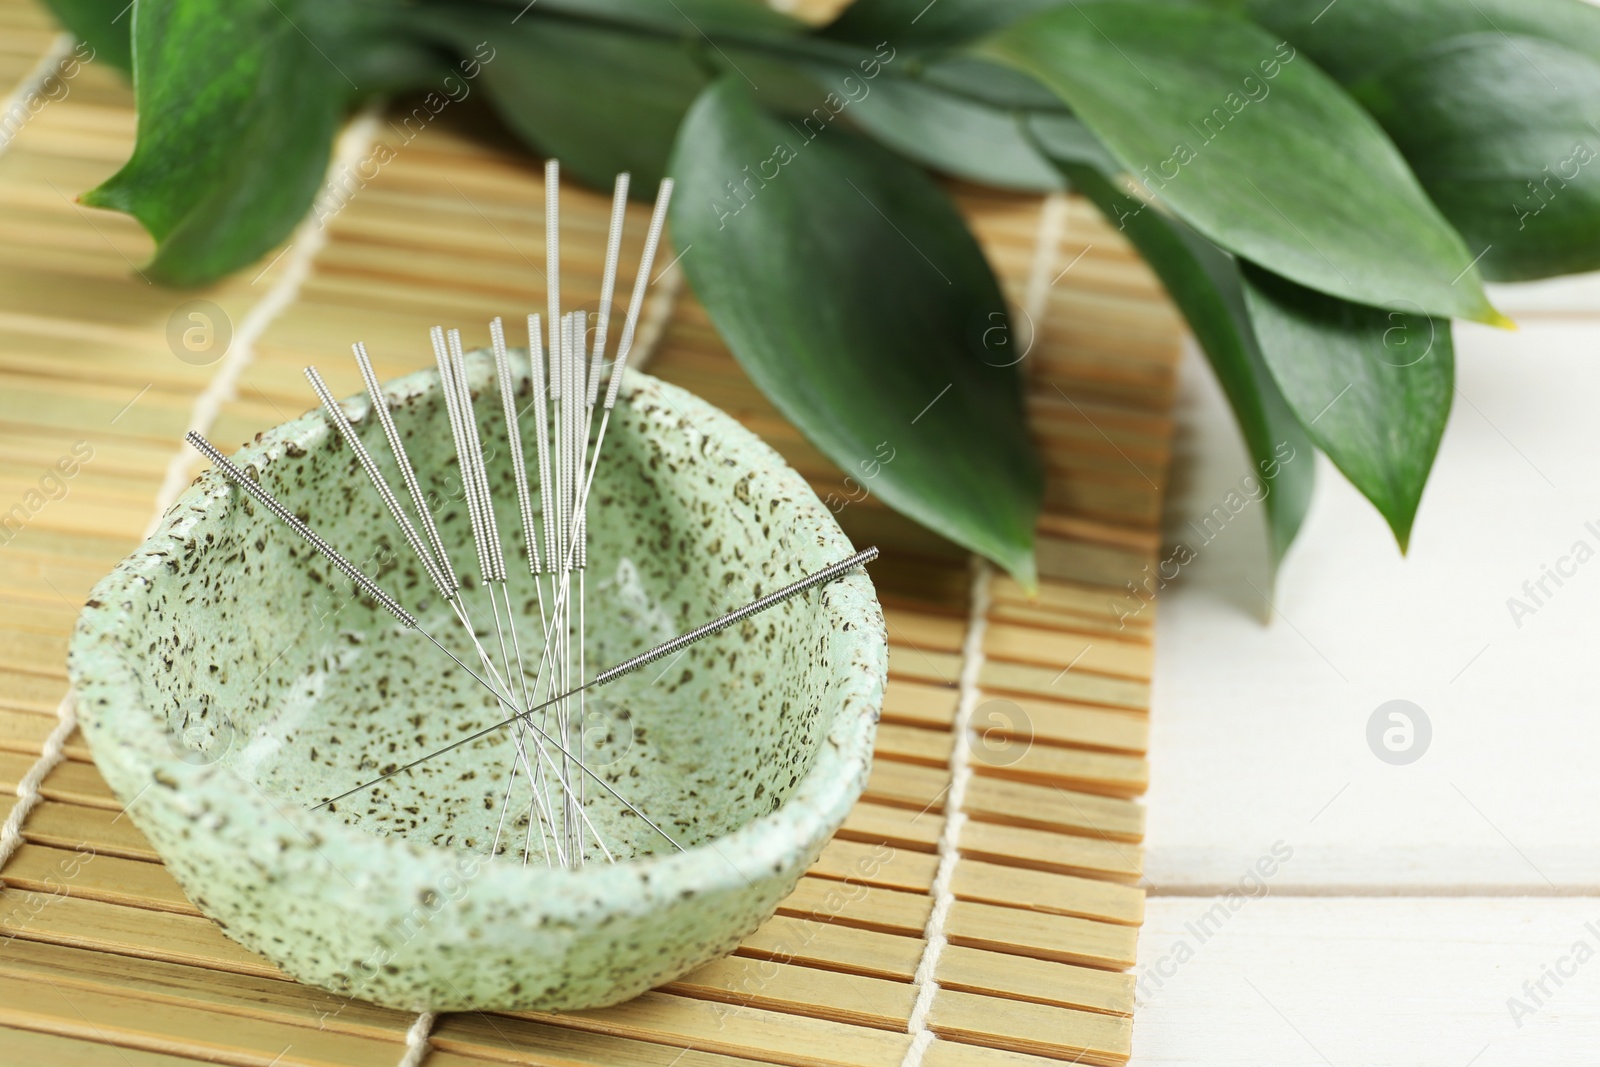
[{"xmin": 0, "ymin": 1, "xmax": 1183, "ymax": 1063}]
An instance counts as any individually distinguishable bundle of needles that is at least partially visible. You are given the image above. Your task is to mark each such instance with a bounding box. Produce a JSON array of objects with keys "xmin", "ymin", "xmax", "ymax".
[{"xmin": 185, "ymin": 162, "xmax": 877, "ymax": 871}]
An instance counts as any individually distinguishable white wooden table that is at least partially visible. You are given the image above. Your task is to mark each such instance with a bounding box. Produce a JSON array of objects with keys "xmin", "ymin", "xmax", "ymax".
[{"xmin": 1138, "ymin": 275, "xmax": 1600, "ymax": 1064}]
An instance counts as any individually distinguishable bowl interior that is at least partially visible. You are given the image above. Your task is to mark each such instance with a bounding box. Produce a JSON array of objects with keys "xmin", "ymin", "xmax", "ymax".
[{"xmin": 153, "ymin": 357, "xmax": 838, "ymax": 863}]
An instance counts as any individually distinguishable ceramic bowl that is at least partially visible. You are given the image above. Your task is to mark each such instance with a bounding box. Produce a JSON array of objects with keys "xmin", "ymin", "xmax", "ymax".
[{"xmin": 67, "ymin": 354, "xmax": 886, "ymax": 1011}]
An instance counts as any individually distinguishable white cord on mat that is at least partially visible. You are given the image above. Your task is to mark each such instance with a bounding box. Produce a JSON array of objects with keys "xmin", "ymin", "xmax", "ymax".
[
  {"xmin": 0, "ymin": 32, "xmax": 102, "ymax": 868},
  {"xmin": 0, "ymin": 33, "xmax": 75, "ymax": 157},
  {"xmin": 1022, "ymin": 191, "xmax": 1072, "ymax": 339},
  {"xmin": 900, "ymin": 556, "xmax": 993, "ymax": 1067},
  {"xmin": 0, "ymin": 99, "xmax": 384, "ymax": 919},
  {"xmin": 0, "ymin": 693, "xmax": 74, "ymax": 870},
  {"xmin": 145, "ymin": 100, "xmax": 387, "ymax": 538},
  {"xmin": 396, "ymin": 1010, "xmax": 436, "ymax": 1067}
]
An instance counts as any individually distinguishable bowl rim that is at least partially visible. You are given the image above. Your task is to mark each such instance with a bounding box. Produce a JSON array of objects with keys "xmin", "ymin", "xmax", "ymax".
[{"xmin": 68, "ymin": 359, "xmax": 886, "ymax": 926}]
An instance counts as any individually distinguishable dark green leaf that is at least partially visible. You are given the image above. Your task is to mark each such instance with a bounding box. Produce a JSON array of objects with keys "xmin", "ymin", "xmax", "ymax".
[
  {"xmin": 1027, "ymin": 114, "xmax": 1122, "ymax": 174},
  {"xmin": 813, "ymin": 68, "xmax": 1063, "ymax": 191},
  {"xmin": 83, "ymin": 0, "xmax": 353, "ymax": 286},
  {"xmin": 980, "ymin": 1, "xmax": 1506, "ymax": 324},
  {"xmin": 463, "ymin": 18, "xmax": 710, "ymax": 190},
  {"xmin": 493, "ymin": 0, "xmax": 804, "ymax": 37},
  {"xmin": 1245, "ymin": 0, "xmax": 1600, "ymax": 84},
  {"xmin": 1060, "ymin": 162, "xmax": 1313, "ymax": 566},
  {"xmin": 669, "ymin": 77, "xmax": 1043, "ymax": 582},
  {"xmin": 42, "ymin": 0, "xmax": 132, "ymax": 72},
  {"xmin": 1346, "ymin": 35, "xmax": 1600, "ymax": 282},
  {"xmin": 1245, "ymin": 0, "xmax": 1600, "ymax": 281},
  {"xmin": 825, "ymin": 0, "xmax": 1063, "ymax": 48},
  {"xmin": 917, "ymin": 54, "xmax": 1071, "ymax": 113},
  {"xmin": 1242, "ymin": 265, "xmax": 1453, "ymax": 550}
]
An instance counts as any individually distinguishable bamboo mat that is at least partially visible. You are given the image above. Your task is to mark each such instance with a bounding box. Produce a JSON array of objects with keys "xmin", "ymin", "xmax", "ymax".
[{"xmin": 0, "ymin": 3, "xmax": 1182, "ymax": 1064}]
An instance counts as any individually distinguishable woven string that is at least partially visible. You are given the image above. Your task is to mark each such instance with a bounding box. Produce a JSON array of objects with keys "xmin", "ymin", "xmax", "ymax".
[
  {"xmin": 899, "ymin": 557, "xmax": 992, "ymax": 1066},
  {"xmin": 899, "ymin": 187, "xmax": 1068, "ymax": 1067},
  {"xmin": 0, "ymin": 98, "xmax": 383, "ymax": 883}
]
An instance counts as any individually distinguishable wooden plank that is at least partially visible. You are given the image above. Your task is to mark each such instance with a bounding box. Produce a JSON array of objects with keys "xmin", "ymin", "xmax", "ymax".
[
  {"xmin": 510, "ymin": 991, "xmax": 911, "ymax": 1067},
  {"xmin": 0, "ymin": 635, "xmax": 72, "ymax": 682},
  {"xmin": 979, "ymin": 660, "xmax": 1148, "ymax": 713},
  {"xmin": 945, "ymin": 900, "xmax": 1138, "ymax": 971},
  {"xmin": 981, "ymin": 743, "xmax": 1148, "ymax": 799},
  {"xmin": 984, "ymin": 624, "xmax": 1152, "ymax": 681},
  {"xmin": 974, "ymin": 693, "xmax": 1146, "ymax": 756},
  {"xmin": 0, "ymin": 971, "xmax": 404, "ymax": 1067},
  {"xmin": 965, "ymin": 777, "xmax": 1144, "ymax": 842},
  {"xmin": 886, "ymin": 644, "xmax": 964, "ymax": 689},
  {"xmin": 988, "ymin": 600, "xmax": 1150, "ymax": 641},
  {"xmin": 430, "ymin": 1012, "xmax": 768, "ymax": 1067},
  {"xmin": 863, "ymin": 758, "xmax": 949, "ymax": 814},
  {"xmin": 0, "ymin": 707, "xmax": 88, "ymax": 759},
  {"xmin": 936, "ymin": 945, "xmax": 1134, "ymax": 1016},
  {"xmin": 10, "ymin": 755, "xmax": 117, "ymax": 807},
  {"xmin": 0, "ymin": 889, "xmax": 282, "ymax": 979},
  {"xmin": 4, "ymin": 842, "xmax": 197, "ymax": 914},
  {"xmin": 952, "ymin": 861, "xmax": 1144, "ymax": 926},
  {"xmin": 663, "ymin": 956, "xmax": 914, "ymax": 1031},
  {"xmin": 0, "ymin": 1027, "xmax": 224, "ymax": 1067},
  {"xmin": 836, "ymin": 801, "xmax": 942, "ymax": 852},
  {"xmin": 7, "ymin": 797, "xmax": 159, "ymax": 861},
  {"xmin": 880, "ymin": 609, "xmax": 964, "ymax": 654},
  {"xmin": 736, "ymin": 917, "xmax": 922, "ymax": 983},
  {"xmin": 931, "ymin": 988, "xmax": 1132, "ymax": 1066},
  {"xmin": 777, "ymin": 877, "xmax": 931, "ymax": 938},
  {"xmin": 0, "ymin": 668, "xmax": 67, "ymax": 714},
  {"xmin": 809, "ymin": 839, "xmax": 938, "ymax": 894},
  {"xmin": 960, "ymin": 821, "xmax": 1143, "ymax": 884},
  {"xmin": 0, "ymin": 939, "xmax": 412, "ymax": 1039},
  {"xmin": 879, "ymin": 679, "xmax": 958, "ymax": 730},
  {"xmin": 872, "ymin": 724, "xmax": 951, "ymax": 769},
  {"xmin": 832, "ymin": 796, "xmax": 1145, "ymax": 889}
]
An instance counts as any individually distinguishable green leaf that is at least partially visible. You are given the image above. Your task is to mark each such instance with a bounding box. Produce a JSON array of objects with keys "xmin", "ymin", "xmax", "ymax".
[
  {"xmin": 1027, "ymin": 114, "xmax": 1123, "ymax": 174},
  {"xmin": 917, "ymin": 54, "xmax": 1071, "ymax": 113},
  {"xmin": 810, "ymin": 67, "xmax": 1063, "ymax": 191},
  {"xmin": 669, "ymin": 77, "xmax": 1043, "ymax": 582},
  {"xmin": 1242, "ymin": 265, "xmax": 1453, "ymax": 550},
  {"xmin": 501, "ymin": 0, "xmax": 804, "ymax": 37},
  {"xmin": 42, "ymin": 0, "xmax": 132, "ymax": 72},
  {"xmin": 83, "ymin": 0, "xmax": 354, "ymax": 286},
  {"xmin": 1245, "ymin": 0, "xmax": 1600, "ymax": 281},
  {"xmin": 1344, "ymin": 35, "xmax": 1600, "ymax": 282},
  {"xmin": 1058, "ymin": 162, "xmax": 1313, "ymax": 566},
  {"xmin": 1245, "ymin": 0, "xmax": 1600, "ymax": 84},
  {"xmin": 824, "ymin": 0, "xmax": 1064, "ymax": 48},
  {"xmin": 980, "ymin": 1, "xmax": 1506, "ymax": 324},
  {"xmin": 463, "ymin": 18, "xmax": 710, "ymax": 190}
]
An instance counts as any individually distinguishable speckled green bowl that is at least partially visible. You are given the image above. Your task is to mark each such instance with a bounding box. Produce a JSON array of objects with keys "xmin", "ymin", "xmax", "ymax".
[{"xmin": 67, "ymin": 353, "xmax": 886, "ymax": 1012}]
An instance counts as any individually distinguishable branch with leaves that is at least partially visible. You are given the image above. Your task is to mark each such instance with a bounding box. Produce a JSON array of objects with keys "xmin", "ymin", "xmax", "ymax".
[{"xmin": 51, "ymin": 0, "xmax": 1600, "ymax": 587}]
